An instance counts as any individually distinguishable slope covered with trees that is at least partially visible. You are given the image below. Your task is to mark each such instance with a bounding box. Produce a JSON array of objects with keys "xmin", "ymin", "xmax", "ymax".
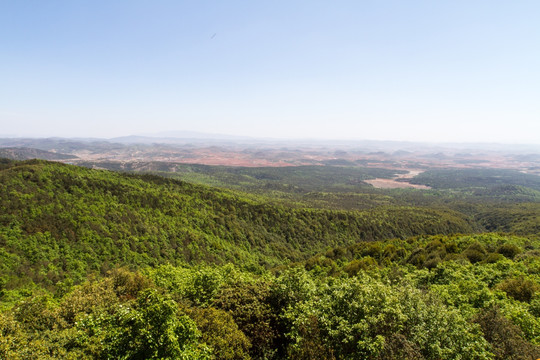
[
  {"xmin": 0, "ymin": 159, "xmax": 473, "ymax": 294},
  {"xmin": 2, "ymin": 158, "xmax": 540, "ymax": 359},
  {"xmin": 409, "ymin": 169, "xmax": 540, "ymax": 192}
]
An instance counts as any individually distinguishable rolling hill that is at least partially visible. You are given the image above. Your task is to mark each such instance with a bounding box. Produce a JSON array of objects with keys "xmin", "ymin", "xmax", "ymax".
[{"xmin": 0, "ymin": 159, "xmax": 474, "ymax": 290}]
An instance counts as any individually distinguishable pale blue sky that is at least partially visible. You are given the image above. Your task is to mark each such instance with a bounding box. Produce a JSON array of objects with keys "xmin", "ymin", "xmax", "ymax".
[{"xmin": 1, "ymin": 1, "xmax": 539, "ymax": 143}]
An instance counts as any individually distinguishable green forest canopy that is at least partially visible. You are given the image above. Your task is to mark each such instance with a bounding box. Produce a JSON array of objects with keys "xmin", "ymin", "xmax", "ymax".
[{"xmin": 1, "ymin": 158, "xmax": 540, "ymax": 359}]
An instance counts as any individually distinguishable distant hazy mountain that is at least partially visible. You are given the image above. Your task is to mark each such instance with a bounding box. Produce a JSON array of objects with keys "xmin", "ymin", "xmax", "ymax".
[
  {"xmin": 152, "ymin": 130, "xmax": 255, "ymax": 140},
  {"xmin": 0, "ymin": 147, "xmax": 78, "ymax": 161},
  {"xmin": 1, "ymin": 134, "xmax": 539, "ymax": 155},
  {"xmin": 110, "ymin": 131, "xmax": 257, "ymax": 144},
  {"xmin": 0, "ymin": 138, "xmax": 127, "ymax": 153}
]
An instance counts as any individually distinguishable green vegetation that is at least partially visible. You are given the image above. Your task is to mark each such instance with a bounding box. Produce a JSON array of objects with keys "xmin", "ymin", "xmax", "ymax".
[
  {"xmin": 2, "ymin": 234, "xmax": 540, "ymax": 359},
  {"xmin": 0, "ymin": 159, "xmax": 475, "ymax": 295},
  {"xmin": 78, "ymin": 160, "xmax": 540, "ymax": 208},
  {"xmin": 2, "ymin": 158, "xmax": 540, "ymax": 358},
  {"xmin": 477, "ymin": 203, "xmax": 540, "ymax": 235},
  {"xmin": 410, "ymin": 168, "xmax": 540, "ymax": 192},
  {"xmin": 77, "ymin": 162, "xmax": 402, "ymax": 193}
]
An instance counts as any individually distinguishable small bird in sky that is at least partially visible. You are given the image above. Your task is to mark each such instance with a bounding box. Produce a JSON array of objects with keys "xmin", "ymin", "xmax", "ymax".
[{"xmin": 211, "ymin": 33, "xmax": 217, "ymax": 39}]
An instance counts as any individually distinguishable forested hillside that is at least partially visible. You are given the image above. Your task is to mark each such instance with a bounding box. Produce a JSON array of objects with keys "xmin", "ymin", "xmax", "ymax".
[
  {"xmin": 0, "ymin": 159, "xmax": 472, "ymax": 293},
  {"xmin": 77, "ymin": 161, "xmax": 401, "ymax": 193},
  {"xmin": 2, "ymin": 158, "xmax": 540, "ymax": 359},
  {"xmin": 410, "ymin": 169, "xmax": 540, "ymax": 191}
]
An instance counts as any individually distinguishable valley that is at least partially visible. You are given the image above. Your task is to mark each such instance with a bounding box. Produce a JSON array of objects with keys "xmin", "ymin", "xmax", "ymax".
[{"xmin": 2, "ymin": 137, "xmax": 540, "ymax": 174}]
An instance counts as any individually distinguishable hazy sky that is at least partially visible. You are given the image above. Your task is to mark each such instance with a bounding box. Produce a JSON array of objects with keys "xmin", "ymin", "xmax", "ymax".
[{"xmin": 1, "ymin": 1, "xmax": 539, "ymax": 143}]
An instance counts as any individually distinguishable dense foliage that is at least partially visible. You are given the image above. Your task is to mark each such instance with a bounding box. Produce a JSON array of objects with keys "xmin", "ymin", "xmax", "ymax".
[
  {"xmin": 0, "ymin": 159, "xmax": 474, "ymax": 294},
  {"xmin": 2, "ymin": 234, "xmax": 540, "ymax": 359},
  {"xmin": 76, "ymin": 162, "xmax": 402, "ymax": 194},
  {"xmin": 2, "ymin": 158, "xmax": 540, "ymax": 359},
  {"xmin": 409, "ymin": 168, "xmax": 540, "ymax": 192}
]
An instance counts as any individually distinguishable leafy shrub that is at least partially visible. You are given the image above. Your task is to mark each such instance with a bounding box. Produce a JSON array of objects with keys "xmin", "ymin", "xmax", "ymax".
[
  {"xmin": 484, "ymin": 253, "xmax": 505, "ymax": 263},
  {"xmin": 474, "ymin": 306, "xmax": 540, "ymax": 360},
  {"xmin": 213, "ymin": 279, "xmax": 277, "ymax": 359},
  {"xmin": 108, "ymin": 267, "xmax": 153, "ymax": 300},
  {"xmin": 58, "ymin": 277, "xmax": 119, "ymax": 325},
  {"xmin": 13, "ymin": 295, "xmax": 58, "ymax": 332},
  {"xmin": 0, "ymin": 312, "xmax": 51, "ymax": 359},
  {"xmin": 287, "ymin": 315, "xmax": 335, "ymax": 360},
  {"xmin": 463, "ymin": 249, "xmax": 486, "ymax": 263},
  {"xmin": 497, "ymin": 244, "xmax": 522, "ymax": 259},
  {"xmin": 343, "ymin": 257, "xmax": 377, "ymax": 276},
  {"xmin": 189, "ymin": 307, "xmax": 251, "ymax": 360},
  {"xmin": 497, "ymin": 277, "xmax": 539, "ymax": 303},
  {"xmin": 284, "ymin": 275, "xmax": 491, "ymax": 360},
  {"xmin": 80, "ymin": 289, "xmax": 211, "ymax": 359}
]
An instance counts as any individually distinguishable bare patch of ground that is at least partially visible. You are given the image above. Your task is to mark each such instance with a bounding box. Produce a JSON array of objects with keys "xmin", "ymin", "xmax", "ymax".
[{"xmin": 364, "ymin": 170, "xmax": 431, "ymax": 189}]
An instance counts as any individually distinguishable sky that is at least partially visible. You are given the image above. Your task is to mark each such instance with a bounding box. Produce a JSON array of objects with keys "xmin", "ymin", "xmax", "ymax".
[{"xmin": 1, "ymin": 1, "xmax": 539, "ymax": 144}]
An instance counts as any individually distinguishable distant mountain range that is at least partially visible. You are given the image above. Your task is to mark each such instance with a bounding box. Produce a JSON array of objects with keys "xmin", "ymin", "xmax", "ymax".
[
  {"xmin": 0, "ymin": 147, "xmax": 78, "ymax": 161},
  {"xmin": 1, "ymin": 134, "xmax": 539, "ymax": 172},
  {"xmin": 2, "ymin": 132, "xmax": 539, "ymax": 153}
]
